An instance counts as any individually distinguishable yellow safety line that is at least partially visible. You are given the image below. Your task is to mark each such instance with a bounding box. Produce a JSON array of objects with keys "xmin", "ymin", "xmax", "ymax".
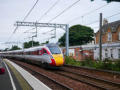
[{"xmin": 4, "ymin": 59, "xmax": 33, "ymax": 90}]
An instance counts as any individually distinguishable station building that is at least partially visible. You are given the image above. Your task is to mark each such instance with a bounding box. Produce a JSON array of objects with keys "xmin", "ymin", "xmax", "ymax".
[
  {"xmin": 62, "ymin": 20, "xmax": 120, "ymax": 60},
  {"xmin": 94, "ymin": 20, "xmax": 120, "ymax": 60}
]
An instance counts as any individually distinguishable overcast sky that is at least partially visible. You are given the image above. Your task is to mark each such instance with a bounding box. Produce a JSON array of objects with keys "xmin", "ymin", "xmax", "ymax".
[{"xmin": 0, "ymin": 0, "xmax": 120, "ymax": 49}]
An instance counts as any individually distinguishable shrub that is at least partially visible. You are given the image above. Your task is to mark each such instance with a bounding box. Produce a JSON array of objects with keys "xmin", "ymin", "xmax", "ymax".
[
  {"xmin": 114, "ymin": 60, "xmax": 120, "ymax": 71},
  {"xmin": 80, "ymin": 58, "xmax": 94, "ymax": 67},
  {"xmin": 96, "ymin": 59, "xmax": 113, "ymax": 70},
  {"xmin": 65, "ymin": 56, "xmax": 120, "ymax": 72}
]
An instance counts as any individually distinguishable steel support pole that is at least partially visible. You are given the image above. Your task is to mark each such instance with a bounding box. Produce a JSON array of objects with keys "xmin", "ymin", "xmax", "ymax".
[
  {"xmin": 35, "ymin": 21, "xmax": 37, "ymax": 37},
  {"xmin": 99, "ymin": 13, "xmax": 102, "ymax": 60},
  {"xmin": 36, "ymin": 26, "xmax": 37, "ymax": 37},
  {"xmin": 66, "ymin": 24, "xmax": 69, "ymax": 56},
  {"xmin": 55, "ymin": 24, "xmax": 56, "ymax": 38},
  {"xmin": 32, "ymin": 36, "xmax": 33, "ymax": 47}
]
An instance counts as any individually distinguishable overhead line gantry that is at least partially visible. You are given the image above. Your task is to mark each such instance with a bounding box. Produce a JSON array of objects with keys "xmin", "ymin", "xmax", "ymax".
[{"xmin": 14, "ymin": 21, "xmax": 69, "ymax": 56}]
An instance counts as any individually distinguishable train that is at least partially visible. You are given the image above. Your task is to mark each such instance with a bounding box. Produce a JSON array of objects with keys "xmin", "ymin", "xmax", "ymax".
[{"xmin": 0, "ymin": 43, "xmax": 64, "ymax": 68}]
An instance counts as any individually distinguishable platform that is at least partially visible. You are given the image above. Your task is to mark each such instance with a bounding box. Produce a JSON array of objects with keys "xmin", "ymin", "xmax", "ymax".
[{"xmin": 0, "ymin": 58, "xmax": 51, "ymax": 90}]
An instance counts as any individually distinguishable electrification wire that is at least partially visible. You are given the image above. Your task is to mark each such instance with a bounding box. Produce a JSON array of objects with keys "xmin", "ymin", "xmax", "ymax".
[
  {"xmin": 85, "ymin": 11, "xmax": 120, "ymax": 26},
  {"xmin": 85, "ymin": 20, "xmax": 99, "ymax": 25},
  {"xmin": 5, "ymin": 33, "xmax": 14, "ymax": 43},
  {"xmin": 13, "ymin": 0, "xmax": 39, "ymax": 34},
  {"xmin": 38, "ymin": 0, "xmax": 60, "ymax": 22},
  {"xmin": 30, "ymin": 0, "xmax": 60, "ymax": 38},
  {"xmin": 23, "ymin": 28, "xmax": 36, "ymax": 33},
  {"xmin": 16, "ymin": 28, "xmax": 36, "ymax": 41},
  {"xmin": 67, "ymin": 3, "xmax": 109, "ymax": 23},
  {"xmin": 48, "ymin": 0, "xmax": 81, "ymax": 23},
  {"xmin": 42, "ymin": 29, "xmax": 55, "ymax": 34},
  {"xmin": 6, "ymin": 0, "xmax": 39, "ymax": 44},
  {"xmin": 23, "ymin": 0, "xmax": 39, "ymax": 21},
  {"xmin": 20, "ymin": 0, "xmax": 59, "ymax": 40},
  {"xmin": 106, "ymin": 11, "xmax": 120, "ymax": 19}
]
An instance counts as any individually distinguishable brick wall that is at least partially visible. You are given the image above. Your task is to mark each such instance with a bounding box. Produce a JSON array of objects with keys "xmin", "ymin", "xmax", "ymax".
[
  {"xmin": 62, "ymin": 47, "xmax": 94, "ymax": 61},
  {"xmin": 95, "ymin": 26, "xmax": 120, "ymax": 44}
]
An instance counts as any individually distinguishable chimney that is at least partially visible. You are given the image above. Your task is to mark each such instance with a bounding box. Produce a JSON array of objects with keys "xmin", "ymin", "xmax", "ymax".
[{"xmin": 103, "ymin": 18, "xmax": 108, "ymax": 25}]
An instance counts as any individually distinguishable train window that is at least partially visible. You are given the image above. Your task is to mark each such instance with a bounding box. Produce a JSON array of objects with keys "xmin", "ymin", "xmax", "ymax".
[
  {"xmin": 43, "ymin": 49, "xmax": 47, "ymax": 54},
  {"xmin": 39, "ymin": 50, "xmax": 42, "ymax": 55},
  {"xmin": 48, "ymin": 46, "xmax": 61, "ymax": 54}
]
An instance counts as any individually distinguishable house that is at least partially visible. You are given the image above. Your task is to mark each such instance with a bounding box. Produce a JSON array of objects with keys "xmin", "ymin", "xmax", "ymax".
[
  {"xmin": 94, "ymin": 20, "xmax": 120, "ymax": 60},
  {"xmin": 62, "ymin": 20, "xmax": 120, "ymax": 61}
]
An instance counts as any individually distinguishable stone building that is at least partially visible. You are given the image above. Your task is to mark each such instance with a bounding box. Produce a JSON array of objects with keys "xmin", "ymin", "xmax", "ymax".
[
  {"xmin": 62, "ymin": 20, "xmax": 120, "ymax": 60},
  {"xmin": 94, "ymin": 20, "xmax": 120, "ymax": 60}
]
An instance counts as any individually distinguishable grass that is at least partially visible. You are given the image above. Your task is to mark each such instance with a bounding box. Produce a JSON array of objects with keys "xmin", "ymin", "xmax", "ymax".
[{"xmin": 65, "ymin": 56, "xmax": 120, "ymax": 72}]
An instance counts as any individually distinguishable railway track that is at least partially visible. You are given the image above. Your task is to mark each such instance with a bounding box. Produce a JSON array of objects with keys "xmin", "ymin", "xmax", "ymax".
[
  {"xmin": 54, "ymin": 69, "xmax": 120, "ymax": 90},
  {"xmin": 10, "ymin": 59, "xmax": 99, "ymax": 90},
  {"xmin": 10, "ymin": 59, "xmax": 120, "ymax": 90},
  {"xmin": 10, "ymin": 61, "xmax": 72, "ymax": 90},
  {"xmin": 64, "ymin": 64, "xmax": 120, "ymax": 83},
  {"xmin": 58, "ymin": 64, "xmax": 120, "ymax": 90}
]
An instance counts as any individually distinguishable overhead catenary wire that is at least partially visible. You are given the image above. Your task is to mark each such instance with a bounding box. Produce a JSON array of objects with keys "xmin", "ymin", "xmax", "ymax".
[
  {"xmin": 85, "ymin": 20, "xmax": 99, "ymax": 26},
  {"xmin": 38, "ymin": 0, "xmax": 60, "ymax": 22},
  {"xmin": 48, "ymin": 0, "xmax": 81, "ymax": 23},
  {"xmin": 85, "ymin": 11, "xmax": 120, "ymax": 26},
  {"xmin": 16, "ymin": 1, "xmax": 109, "ymax": 42},
  {"xmin": 6, "ymin": 0, "xmax": 39, "ymax": 44},
  {"xmin": 23, "ymin": 0, "xmax": 39, "ymax": 22},
  {"xmin": 67, "ymin": 3, "xmax": 109, "ymax": 23},
  {"xmin": 6, "ymin": 1, "xmax": 120, "ymax": 48},
  {"xmin": 106, "ymin": 11, "xmax": 120, "ymax": 19},
  {"xmin": 20, "ymin": 0, "xmax": 60, "ymax": 41},
  {"xmin": 13, "ymin": 0, "xmax": 39, "ymax": 34},
  {"xmin": 24, "ymin": 1, "xmax": 109, "ymax": 41}
]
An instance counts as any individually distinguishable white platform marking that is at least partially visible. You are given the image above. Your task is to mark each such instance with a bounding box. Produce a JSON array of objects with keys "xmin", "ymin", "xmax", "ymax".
[
  {"xmin": 5, "ymin": 59, "xmax": 51, "ymax": 90},
  {"xmin": 4, "ymin": 62, "xmax": 16, "ymax": 90}
]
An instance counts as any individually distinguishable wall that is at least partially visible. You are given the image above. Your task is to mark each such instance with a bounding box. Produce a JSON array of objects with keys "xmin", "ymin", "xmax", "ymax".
[{"xmin": 61, "ymin": 46, "xmax": 94, "ymax": 61}]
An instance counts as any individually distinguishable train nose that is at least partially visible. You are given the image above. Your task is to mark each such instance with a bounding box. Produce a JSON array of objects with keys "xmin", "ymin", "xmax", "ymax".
[{"xmin": 52, "ymin": 54, "xmax": 64, "ymax": 66}]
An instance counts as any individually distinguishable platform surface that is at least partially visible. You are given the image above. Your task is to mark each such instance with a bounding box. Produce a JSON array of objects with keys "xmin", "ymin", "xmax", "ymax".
[
  {"xmin": 0, "ymin": 58, "xmax": 51, "ymax": 90},
  {"xmin": 0, "ymin": 59, "xmax": 22, "ymax": 90}
]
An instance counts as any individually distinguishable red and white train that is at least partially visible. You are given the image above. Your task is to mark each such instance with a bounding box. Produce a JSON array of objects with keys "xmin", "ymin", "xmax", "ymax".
[{"xmin": 0, "ymin": 43, "xmax": 64, "ymax": 68}]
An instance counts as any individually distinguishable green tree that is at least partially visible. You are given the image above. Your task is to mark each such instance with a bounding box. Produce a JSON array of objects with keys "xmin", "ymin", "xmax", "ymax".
[
  {"xmin": 59, "ymin": 25, "xmax": 94, "ymax": 46},
  {"xmin": 10, "ymin": 45, "xmax": 21, "ymax": 50},
  {"xmin": 4, "ymin": 48, "xmax": 9, "ymax": 51},
  {"xmin": 24, "ymin": 40, "xmax": 39, "ymax": 48}
]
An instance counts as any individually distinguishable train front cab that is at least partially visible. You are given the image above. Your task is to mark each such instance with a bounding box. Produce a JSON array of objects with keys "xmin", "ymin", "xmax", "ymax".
[{"xmin": 47, "ymin": 45, "xmax": 64, "ymax": 67}]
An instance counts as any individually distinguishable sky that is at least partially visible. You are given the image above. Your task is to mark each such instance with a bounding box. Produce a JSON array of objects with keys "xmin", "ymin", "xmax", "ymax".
[{"xmin": 0, "ymin": 0, "xmax": 120, "ymax": 49}]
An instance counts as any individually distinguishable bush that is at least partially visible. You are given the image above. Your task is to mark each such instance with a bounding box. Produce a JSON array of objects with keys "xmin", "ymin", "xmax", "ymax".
[
  {"xmin": 114, "ymin": 60, "xmax": 120, "ymax": 71},
  {"xmin": 65, "ymin": 56, "xmax": 120, "ymax": 72},
  {"xmin": 65, "ymin": 56, "xmax": 81, "ymax": 66},
  {"xmin": 99, "ymin": 59, "xmax": 113, "ymax": 70},
  {"xmin": 81, "ymin": 58, "xmax": 94, "ymax": 67}
]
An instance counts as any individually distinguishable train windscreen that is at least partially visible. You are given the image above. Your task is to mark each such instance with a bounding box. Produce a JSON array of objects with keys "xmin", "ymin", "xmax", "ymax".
[{"xmin": 48, "ymin": 46, "xmax": 61, "ymax": 54}]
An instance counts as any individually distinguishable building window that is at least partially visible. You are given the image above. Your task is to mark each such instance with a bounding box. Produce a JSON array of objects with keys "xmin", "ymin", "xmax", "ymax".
[
  {"xmin": 110, "ymin": 49, "xmax": 113, "ymax": 58},
  {"xmin": 69, "ymin": 49, "xmax": 75, "ymax": 56},
  {"xmin": 118, "ymin": 49, "xmax": 120, "ymax": 59},
  {"xmin": 105, "ymin": 49, "xmax": 108, "ymax": 58},
  {"xmin": 119, "ymin": 32, "xmax": 120, "ymax": 40},
  {"xmin": 108, "ymin": 32, "xmax": 112, "ymax": 41},
  {"xmin": 76, "ymin": 52, "xmax": 79, "ymax": 57},
  {"xmin": 105, "ymin": 53, "xmax": 108, "ymax": 58}
]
